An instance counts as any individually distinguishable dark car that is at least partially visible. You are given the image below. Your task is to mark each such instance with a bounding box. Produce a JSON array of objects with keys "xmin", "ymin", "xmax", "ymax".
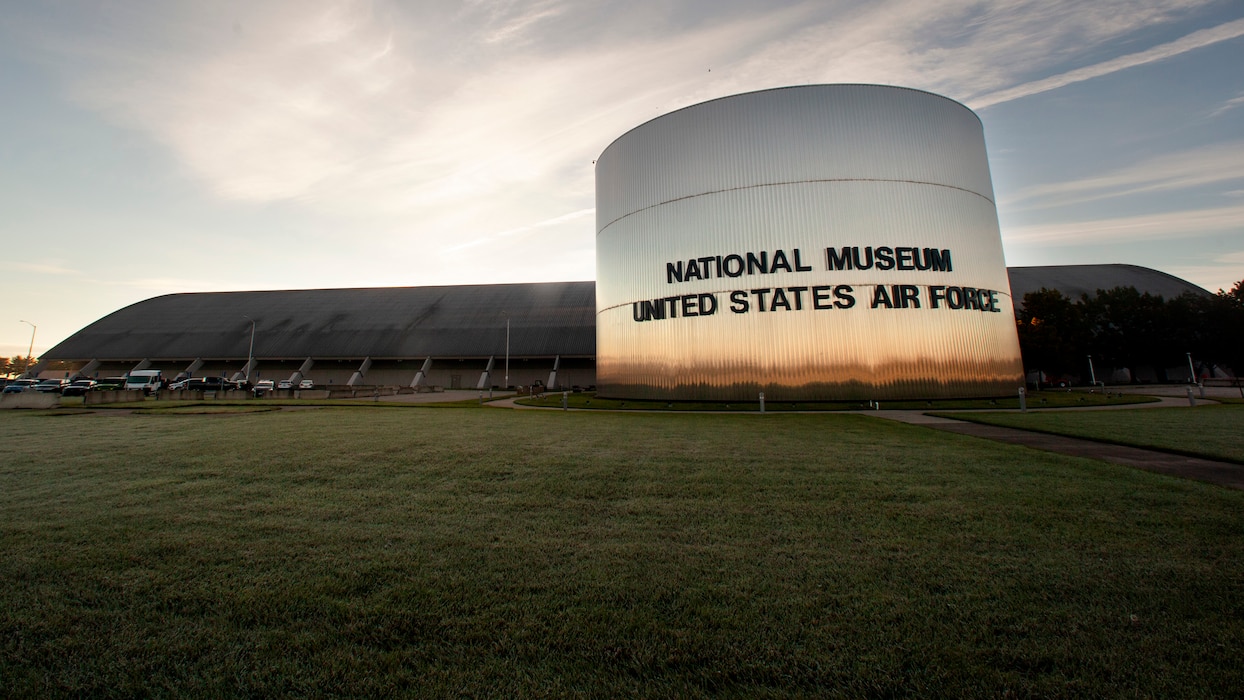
[
  {"xmin": 186, "ymin": 377, "xmax": 234, "ymax": 391},
  {"xmin": 34, "ymin": 379, "xmax": 68, "ymax": 394},
  {"xmin": 61, "ymin": 379, "xmax": 98, "ymax": 396}
]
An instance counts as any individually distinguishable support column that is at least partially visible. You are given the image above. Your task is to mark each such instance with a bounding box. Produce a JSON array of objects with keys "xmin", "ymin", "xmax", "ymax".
[
  {"xmin": 546, "ymin": 355, "xmax": 561, "ymax": 392},
  {"xmin": 348, "ymin": 357, "xmax": 372, "ymax": 387},
  {"xmin": 71, "ymin": 359, "xmax": 101, "ymax": 380},
  {"xmin": 411, "ymin": 357, "xmax": 433, "ymax": 388},
  {"xmin": 231, "ymin": 359, "xmax": 257, "ymax": 383},
  {"xmin": 289, "ymin": 357, "xmax": 315, "ymax": 384},
  {"xmin": 175, "ymin": 358, "xmax": 204, "ymax": 381},
  {"xmin": 476, "ymin": 356, "xmax": 495, "ymax": 390}
]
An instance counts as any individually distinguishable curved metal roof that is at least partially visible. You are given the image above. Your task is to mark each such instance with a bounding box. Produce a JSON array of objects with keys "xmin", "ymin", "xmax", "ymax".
[
  {"xmin": 1007, "ymin": 264, "xmax": 1209, "ymax": 306},
  {"xmin": 45, "ymin": 265, "xmax": 1207, "ymax": 362},
  {"xmin": 44, "ymin": 282, "xmax": 595, "ymax": 361}
]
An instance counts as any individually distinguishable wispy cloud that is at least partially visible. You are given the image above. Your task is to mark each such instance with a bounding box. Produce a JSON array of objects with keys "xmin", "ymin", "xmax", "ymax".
[
  {"xmin": 969, "ymin": 16, "xmax": 1244, "ymax": 108},
  {"xmin": 15, "ymin": 262, "xmax": 81, "ymax": 276},
  {"xmin": 1002, "ymin": 142, "xmax": 1244, "ymax": 208},
  {"xmin": 1209, "ymin": 92, "xmax": 1244, "ymax": 118},
  {"xmin": 445, "ymin": 208, "xmax": 594, "ymax": 252},
  {"xmin": 1003, "ymin": 204, "xmax": 1244, "ymax": 244},
  {"xmin": 7, "ymin": 0, "xmax": 1239, "ymax": 288},
  {"xmin": 1166, "ymin": 256, "xmax": 1244, "ymax": 295}
]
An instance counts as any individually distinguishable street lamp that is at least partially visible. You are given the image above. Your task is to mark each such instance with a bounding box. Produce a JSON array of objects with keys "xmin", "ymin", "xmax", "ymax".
[
  {"xmin": 243, "ymin": 316, "xmax": 256, "ymax": 383},
  {"xmin": 19, "ymin": 320, "xmax": 36, "ymax": 375}
]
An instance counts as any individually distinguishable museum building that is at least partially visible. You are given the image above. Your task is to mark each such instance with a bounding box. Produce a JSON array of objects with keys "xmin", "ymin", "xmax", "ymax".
[{"xmin": 35, "ymin": 86, "xmax": 1210, "ymax": 400}]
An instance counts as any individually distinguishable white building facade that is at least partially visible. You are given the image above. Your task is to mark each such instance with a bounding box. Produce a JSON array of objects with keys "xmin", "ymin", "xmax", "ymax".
[{"xmin": 595, "ymin": 85, "xmax": 1025, "ymax": 400}]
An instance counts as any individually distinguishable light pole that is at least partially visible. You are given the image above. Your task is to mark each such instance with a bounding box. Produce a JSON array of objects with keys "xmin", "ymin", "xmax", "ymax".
[
  {"xmin": 247, "ymin": 315, "xmax": 259, "ymax": 382},
  {"xmin": 19, "ymin": 320, "xmax": 36, "ymax": 375},
  {"xmin": 502, "ymin": 311, "xmax": 510, "ymax": 390}
]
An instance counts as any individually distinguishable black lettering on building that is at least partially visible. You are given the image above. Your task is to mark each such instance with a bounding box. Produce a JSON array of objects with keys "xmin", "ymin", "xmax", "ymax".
[
  {"xmin": 770, "ymin": 287, "xmax": 791, "ymax": 311},
  {"xmin": 834, "ymin": 285, "xmax": 855, "ymax": 308},
  {"xmin": 730, "ymin": 290, "xmax": 749, "ymax": 313},
  {"xmin": 770, "ymin": 250, "xmax": 793, "ymax": 273},
  {"xmin": 747, "ymin": 252, "xmax": 769, "ymax": 275},
  {"xmin": 870, "ymin": 285, "xmax": 893, "ymax": 309},
  {"xmin": 793, "ymin": 248, "xmax": 813, "ymax": 272}
]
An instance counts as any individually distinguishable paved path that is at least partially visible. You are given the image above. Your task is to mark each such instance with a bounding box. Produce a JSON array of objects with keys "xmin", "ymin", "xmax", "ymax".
[{"xmin": 854, "ymin": 404, "xmax": 1243, "ymax": 490}]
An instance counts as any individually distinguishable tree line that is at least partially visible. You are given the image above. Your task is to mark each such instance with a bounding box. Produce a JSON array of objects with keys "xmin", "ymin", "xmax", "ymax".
[
  {"xmin": 1016, "ymin": 279, "xmax": 1244, "ymax": 385},
  {"xmin": 0, "ymin": 356, "xmax": 38, "ymax": 377}
]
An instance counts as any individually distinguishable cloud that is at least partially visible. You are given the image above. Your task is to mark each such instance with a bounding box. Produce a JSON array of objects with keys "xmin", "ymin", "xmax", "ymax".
[
  {"xmin": 1209, "ymin": 92, "xmax": 1244, "ymax": 118},
  {"xmin": 8, "ymin": 0, "xmax": 1238, "ymax": 289},
  {"xmin": 969, "ymin": 16, "xmax": 1244, "ymax": 108},
  {"xmin": 1002, "ymin": 204, "xmax": 1244, "ymax": 244},
  {"xmin": 13, "ymin": 262, "xmax": 81, "ymax": 276},
  {"xmin": 1165, "ymin": 257, "xmax": 1244, "ymax": 294},
  {"xmin": 445, "ymin": 208, "xmax": 594, "ymax": 252},
  {"xmin": 1002, "ymin": 142, "xmax": 1244, "ymax": 208}
]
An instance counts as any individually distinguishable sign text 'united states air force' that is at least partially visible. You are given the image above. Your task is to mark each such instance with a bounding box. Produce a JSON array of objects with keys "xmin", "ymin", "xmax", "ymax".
[{"xmin": 631, "ymin": 246, "xmax": 1003, "ymax": 322}]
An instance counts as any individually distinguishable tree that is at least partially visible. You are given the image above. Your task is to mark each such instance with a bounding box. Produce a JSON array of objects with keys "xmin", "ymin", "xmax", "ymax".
[
  {"xmin": 1015, "ymin": 288, "xmax": 1087, "ymax": 382},
  {"xmin": 1, "ymin": 356, "xmax": 37, "ymax": 377}
]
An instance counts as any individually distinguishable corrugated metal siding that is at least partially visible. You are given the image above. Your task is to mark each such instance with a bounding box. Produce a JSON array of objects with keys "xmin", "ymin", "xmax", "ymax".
[
  {"xmin": 595, "ymin": 84, "xmax": 1025, "ymax": 400},
  {"xmin": 44, "ymin": 282, "xmax": 595, "ymax": 361}
]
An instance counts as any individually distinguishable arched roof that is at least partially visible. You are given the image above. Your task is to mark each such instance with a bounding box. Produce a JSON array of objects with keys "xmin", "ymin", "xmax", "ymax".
[
  {"xmin": 44, "ymin": 282, "xmax": 595, "ymax": 361},
  {"xmin": 1007, "ymin": 264, "xmax": 1208, "ymax": 306},
  {"xmin": 45, "ymin": 265, "xmax": 1209, "ymax": 363}
]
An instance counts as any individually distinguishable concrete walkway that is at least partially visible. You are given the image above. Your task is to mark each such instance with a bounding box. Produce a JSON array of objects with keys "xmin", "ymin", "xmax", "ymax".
[{"xmin": 854, "ymin": 400, "xmax": 1243, "ymax": 490}]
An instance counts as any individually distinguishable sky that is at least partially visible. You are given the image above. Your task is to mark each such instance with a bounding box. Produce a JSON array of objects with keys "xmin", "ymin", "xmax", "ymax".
[{"xmin": 2, "ymin": 0, "xmax": 1243, "ymax": 358}]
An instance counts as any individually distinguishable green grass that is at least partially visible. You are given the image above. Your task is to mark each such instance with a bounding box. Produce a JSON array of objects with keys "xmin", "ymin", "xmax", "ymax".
[
  {"xmin": 131, "ymin": 405, "xmax": 281, "ymax": 415},
  {"xmin": 517, "ymin": 390, "xmax": 1155, "ymax": 411},
  {"xmin": 64, "ymin": 397, "xmax": 496, "ymax": 410},
  {"xmin": 945, "ymin": 404, "xmax": 1244, "ymax": 464},
  {"xmin": 1, "ymin": 409, "xmax": 1241, "ymax": 697}
]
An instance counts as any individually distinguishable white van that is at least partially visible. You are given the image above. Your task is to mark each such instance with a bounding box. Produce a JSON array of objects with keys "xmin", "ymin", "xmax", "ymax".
[{"xmin": 124, "ymin": 369, "xmax": 163, "ymax": 394}]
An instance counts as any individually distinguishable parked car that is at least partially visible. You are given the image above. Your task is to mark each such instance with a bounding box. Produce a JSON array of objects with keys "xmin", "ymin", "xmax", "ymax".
[
  {"xmin": 277, "ymin": 379, "xmax": 294, "ymax": 390},
  {"xmin": 93, "ymin": 377, "xmax": 127, "ymax": 391},
  {"xmin": 124, "ymin": 370, "xmax": 163, "ymax": 395},
  {"xmin": 35, "ymin": 379, "xmax": 68, "ymax": 394},
  {"xmin": 2, "ymin": 379, "xmax": 38, "ymax": 394},
  {"xmin": 61, "ymin": 379, "xmax": 98, "ymax": 396},
  {"xmin": 298, "ymin": 379, "xmax": 314, "ymax": 389},
  {"xmin": 252, "ymin": 380, "xmax": 276, "ymax": 396},
  {"xmin": 185, "ymin": 377, "xmax": 233, "ymax": 391}
]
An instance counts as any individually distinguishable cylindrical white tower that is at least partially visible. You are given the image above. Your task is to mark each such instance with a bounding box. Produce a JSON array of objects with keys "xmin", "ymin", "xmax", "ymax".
[{"xmin": 595, "ymin": 85, "xmax": 1024, "ymax": 401}]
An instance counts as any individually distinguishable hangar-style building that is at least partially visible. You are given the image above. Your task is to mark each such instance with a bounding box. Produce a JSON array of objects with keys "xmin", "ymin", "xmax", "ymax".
[
  {"xmin": 38, "ymin": 282, "xmax": 597, "ymax": 390},
  {"xmin": 30, "ymin": 85, "xmax": 1215, "ymax": 396},
  {"xmin": 36, "ymin": 264, "xmax": 1206, "ymax": 390}
]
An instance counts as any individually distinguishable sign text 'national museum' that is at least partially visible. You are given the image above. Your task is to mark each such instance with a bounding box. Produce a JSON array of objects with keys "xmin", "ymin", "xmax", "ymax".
[{"xmin": 630, "ymin": 245, "xmax": 1004, "ymax": 322}]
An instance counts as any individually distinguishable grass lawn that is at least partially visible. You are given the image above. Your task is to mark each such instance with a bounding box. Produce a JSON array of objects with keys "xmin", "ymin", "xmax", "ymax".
[
  {"xmin": 1, "ymin": 408, "xmax": 1240, "ymax": 697},
  {"xmin": 946, "ymin": 404, "xmax": 1244, "ymax": 464},
  {"xmin": 517, "ymin": 389, "xmax": 1154, "ymax": 412}
]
